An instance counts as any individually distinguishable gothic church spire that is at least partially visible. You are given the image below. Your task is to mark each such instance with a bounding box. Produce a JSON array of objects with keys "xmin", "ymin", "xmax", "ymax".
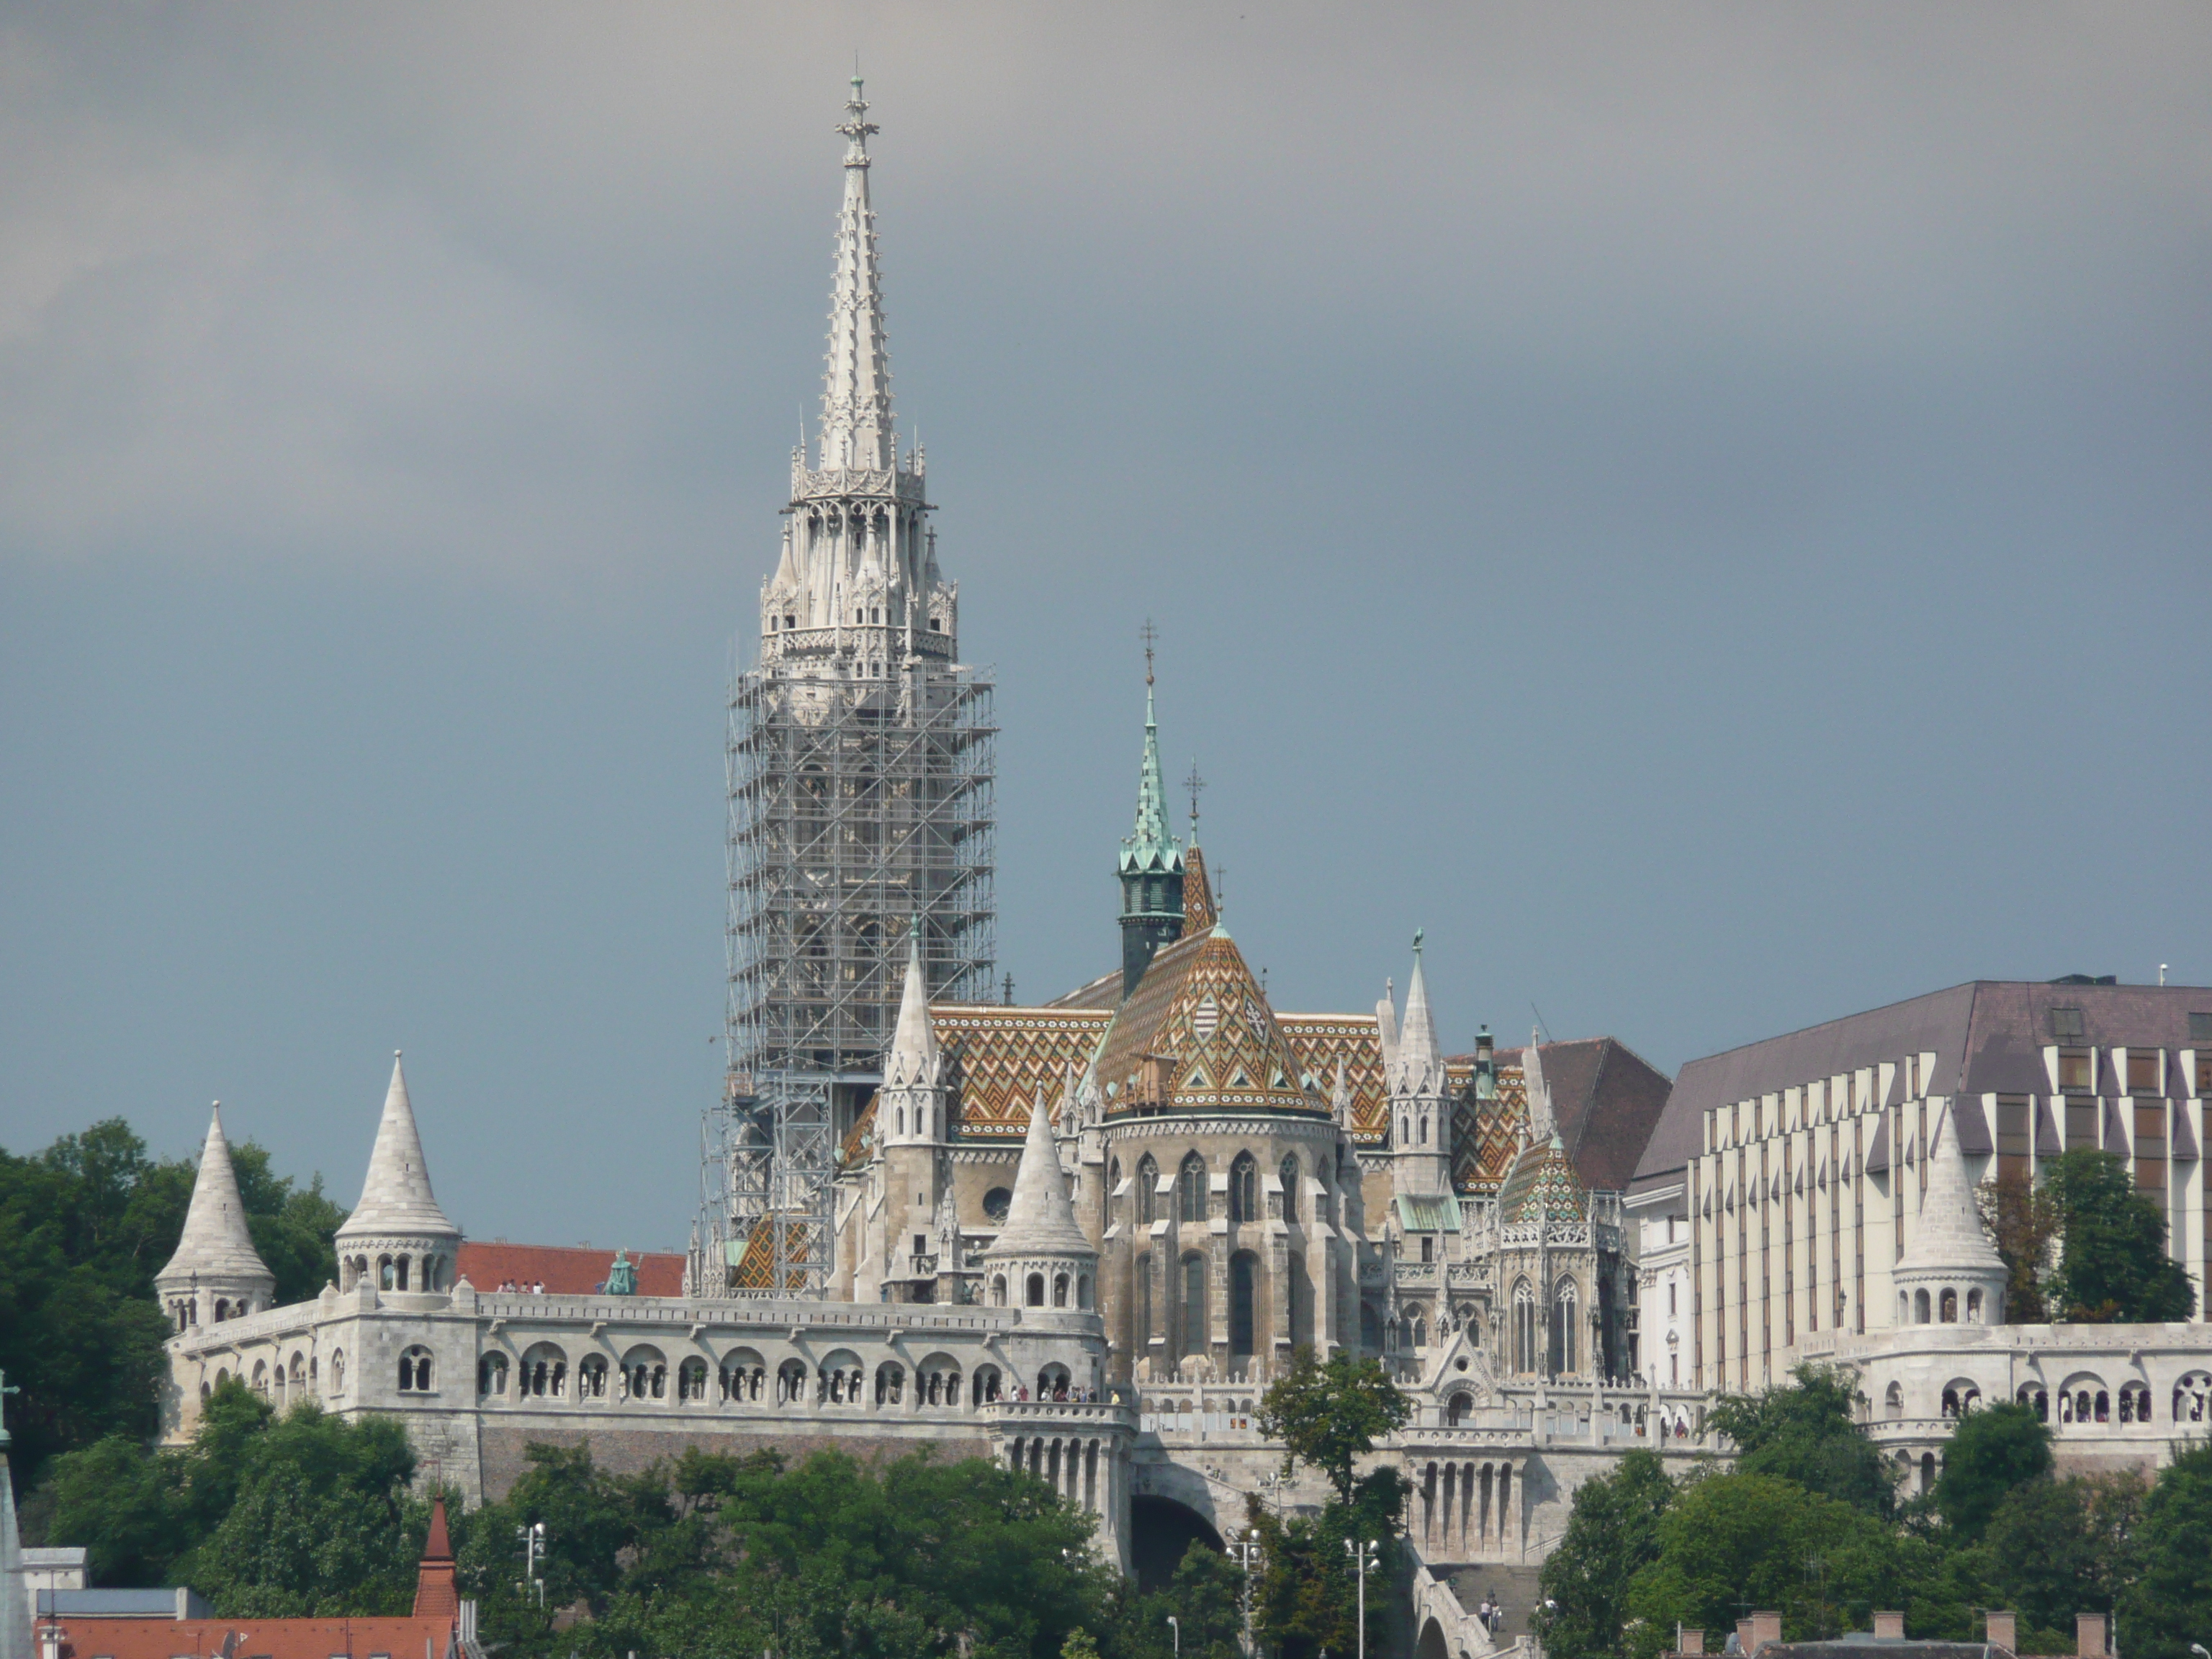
[{"xmin": 819, "ymin": 76, "xmax": 894, "ymax": 473}]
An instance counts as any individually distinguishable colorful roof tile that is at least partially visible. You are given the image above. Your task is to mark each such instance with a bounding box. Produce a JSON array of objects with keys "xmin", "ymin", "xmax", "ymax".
[
  {"xmin": 935, "ymin": 1004, "xmax": 1114, "ymax": 1138},
  {"xmin": 1095, "ymin": 925, "xmax": 1322, "ymax": 1116}
]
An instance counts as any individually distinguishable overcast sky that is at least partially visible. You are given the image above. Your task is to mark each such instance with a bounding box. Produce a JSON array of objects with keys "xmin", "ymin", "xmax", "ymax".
[{"xmin": 3, "ymin": 5, "xmax": 2207, "ymax": 1251}]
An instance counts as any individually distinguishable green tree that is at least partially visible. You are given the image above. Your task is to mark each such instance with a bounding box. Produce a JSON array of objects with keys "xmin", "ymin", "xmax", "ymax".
[
  {"xmin": 1706, "ymin": 1364, "xmax": 1898, "ymax": 1518},
  {"xmin": 1539, "ymin": 1450, "xmax": 1675, "ymax": 1659},
  {"xmin": 2044, "ymin": 1150, "xmax": 2195, "ymax": 1322},
  {"xmin": 36, "ymin": 1378, "xmax": 424, "ymax": 1612},
  {"xmin": 2118, "ymin": 1442, "xmax": 2212, "ymax": 1659},
  {"xmin": 1256, "ymin": 1344, "xmax": 1411, "ymax": 1503},
  {"xmin": 1624, "ymin": 1473, "xmax": 1902, "ymax": 1648},
  {"xmin": 1978, "ymin": 1167, "xmax": 2061, "ymax": 1322},
  {"xmin": 1979, "ymin": 1470, "xmax": 2145, "ymax": 1637},
  {"xmin": 1933, "ymin": 1402, "xmax": 2050, "ymax": 1542},
  {"xmin": 3, "ymin": 1119, "xmax": 347, "ymax": 1496}
]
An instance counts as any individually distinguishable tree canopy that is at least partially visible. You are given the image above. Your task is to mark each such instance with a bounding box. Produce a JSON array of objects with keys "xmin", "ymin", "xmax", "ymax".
[
  {"xmin": 1255, "ymin": 1344, "xmax": 1411, "ymax": 1503},
  {"xmin": 1706, "ymin": 1364, "xmax": 1897, "ymax": 1517},
  {"xmin": 1933, "ymin": 1401, "xmax": 2050, "ymax": 1543},
  {"xmin": 1, "ymin": 1118, "xmax": 345, "ymax": 1494},
  {"xmin": 1537, "ymin": 1450, "xmax": 1673, "ymax": 1659},
  {"xmin": 2043, "ymin": 1151, "xmax": 2195, "ymax": 1323}
]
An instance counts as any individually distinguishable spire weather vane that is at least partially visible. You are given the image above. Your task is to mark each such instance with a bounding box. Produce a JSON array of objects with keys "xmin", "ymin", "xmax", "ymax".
[{"xmin": 1184, "ymin": 759, "xmax": 1206, "ymax": 835}]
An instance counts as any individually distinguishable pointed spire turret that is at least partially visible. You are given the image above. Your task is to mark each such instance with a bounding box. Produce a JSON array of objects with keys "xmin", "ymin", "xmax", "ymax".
[
  {"xmin": 1392, "ymin": 931, "xmax": 1442, "ymax": 1096},
  {"xmin": 886, "ymin": 922, "xmax": 940, "ymax": 1089},
  {"xmin": 819, "ymin": 76, "xmax": 894, "ymax": 474},
  {"xmin": 1890, "ymin": 1101, "xmax": 2008, "ymax": 1325},
  {"xmin": 156, "ymin": 1104, "xmax": 276, "ymax": 1328},
  {"xmin": 336, "ymin": 1055, "xmax": 462, "ymax": 1295},
  {"xmin": 988, "ymin": 1084, "xmax": 1094, "ymax": 1263},
  {"xmin": 1118, "ymin": 627, "xmax": 1186, "ymax": 997}
]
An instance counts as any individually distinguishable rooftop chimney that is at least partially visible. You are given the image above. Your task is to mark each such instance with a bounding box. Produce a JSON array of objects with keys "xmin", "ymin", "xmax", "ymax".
[
  {"xmin": 1872, "ymin": 1612, "xmax": 1905, "ymax": 1640},
  {"xmin": 2076, "ymin": 1614, "xmax": 2107, "ymax": 1658},
  {"xmin": 411, "ymin": 1496, "xmax": 459, "ymax": 1621},
  {"xmin": 1985, "ymin": 1612, "xmax": 2017, "ymax": 1653},
  {"xmin": 1678, "ymin": 1632, "xmax": 1706, "ymax": 1657},
  {"xmin": 1749, "ymin": 1613, "xmax": 1782, "ymax": 1652}
]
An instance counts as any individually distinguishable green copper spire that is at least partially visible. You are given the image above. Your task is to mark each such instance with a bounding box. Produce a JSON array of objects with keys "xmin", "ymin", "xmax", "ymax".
[{"xmin": 1118, "ymin": 624, "xmax": 1185, "ymax": 999}]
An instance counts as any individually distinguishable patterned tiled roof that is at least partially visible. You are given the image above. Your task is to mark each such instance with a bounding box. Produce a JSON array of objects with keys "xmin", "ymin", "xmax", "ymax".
[
  {"xmin": 936, "ymin": 1004, "xmax": 1114, "ymax": 1138},
  {"xmin": 1497, "ymin": 1133, "xmax": 1589, "ymax": 1224},
  {"xmin": 727, "ymin": 1215, "xmax": 817, "ymax": 1292},
  {"xmin": 1276, "ymin": 1016, "xmax": 1388, "ymax": 1139},
  {"xmin": 1452, "ymin": 1064, "xmax": 1530, "ymax": 1193},
  {"xmin": 1096, "ymin": 925, "xmax": 1323, "ymax": 1115},
  {"xmin": 1180, "ymin": 844, "xmax": 1217, "ymax": 936}
]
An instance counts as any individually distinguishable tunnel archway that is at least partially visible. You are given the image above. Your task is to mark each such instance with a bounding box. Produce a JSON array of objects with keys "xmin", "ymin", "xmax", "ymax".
[
  {"xmin": 1129, "ymin": 1494, "xmax": 1226, "ymax": 1593},
  {"xmin": 1416, "ymin": 1617, "xmax": 1452, "ymax": 1659}
]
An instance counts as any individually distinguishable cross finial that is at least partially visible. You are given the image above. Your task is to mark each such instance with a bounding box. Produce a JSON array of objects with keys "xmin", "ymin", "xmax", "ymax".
[
  {"xmin": 1184, "ymin": 758, "xmax": 1206, "ymax": 835},
  {"xmin": 1140, "ymin": 618, "xmax": 1158, "ymax": 688}
]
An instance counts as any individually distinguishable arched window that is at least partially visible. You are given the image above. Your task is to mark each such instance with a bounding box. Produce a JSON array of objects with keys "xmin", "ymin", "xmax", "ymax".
[
  {"xmin": 1279, "ymin": 1155, "xmax": 1300, "ymax": 1222},
  {"xmin": 1884, "ymin": 1381, "xmax": 1904, "ymax": 1419},
  {"xmin": 1179, "ymin": 1154, "xmax": 1208, "ymax": 1224},
  {"xmin": 1914, "ymin": 1289, "xmax": 1931, "ymax": 1325},
  {"xmin": 478, "ymin": 1354, "xmax": 508, "ymax": 1398},
  {"xmin": 678, "ymin": 1358, "xmax": 708, "ymax": 1403},
  {"xmin": 990, "ymin": 1274, "xmax": 1007, "ymax": 1307},
  {"xmin": 1447, "ymin": 1391, "xmax": 1472, "ymax": 1427},
  {"xmin": 378, "ymin": 1256, "xmax": 396, "ymax": 1291},
  {"xmin": 398, "ymin": 1346, "xmax": 433, "ymax": 1393},
  {"xmin": 1137, "ymin": 1156, "xmax": 1159, "ymax": 1226},
  {"xmin": 578, "ymin": 1355, "xmax": 608, "ymax": 1398},
  {"xmin": 1229, "ymin": 1251, "xmax": 1258, "ymax": 1356},
  {"xmin": 1551, "ymin": 1282, "xmax": 1578, "ymax": 1377},
  {"xmin": 1107, "ymin": 1159, "xmax": 1122, "ymax": 1223},
  {"xmin": 1180, "ymin": 1252, "xmax": 1207, "ymax": 1356},
  {"xmin": 1939, "ymin": 1287, "xmax": 1959, "ymax": 1323},
  {"xmin": 1966, "ymin": 1287, "xmax": 1984, "ymax": 1323},
  {"xmin": 1513, "ymin": 1281, "xmax": 1537, "ymax": 1375},
  {"xmin": 776, "ymin": 1359, "xmax": 809, "ymax": 1404},
  {"xmin": 1229, "ymin": 1153, "xmax": 1258, "ymax": 1226},
  {"xmin": 1078, "ymin": 1274, "xmax": 1092, "ymax": 1310},
  {"xmin": 1026, "ymin": 1272, "xmax": 1046, "ymax": 1308},
  {"xmin": 975, "ymin": 1365, "xmax": 1002, "ymax": 1403},
  {"xmin": 1053, "ymin": 1273, "xmax": 1069, "ymax": 1308},
  {"xmin": 1136, "ymin": 1254, "xmax": 1152, "ymax": 1340},
  {"xmin": 876, "ymin": 1362, "xmax": 905, "ymax": 1406},
  {"xmin": 331, "ymin": 1350, "xmax": 346, "ymax": 1393}
]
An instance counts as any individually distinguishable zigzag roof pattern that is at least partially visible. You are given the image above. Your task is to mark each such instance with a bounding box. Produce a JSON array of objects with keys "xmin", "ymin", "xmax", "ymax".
[
  {"xmin": 1095, "ymin": 925, "xmax": 1323, "ymax": 1116},
  {"xmin": 935, "ymin": 1005, "xmax": 1113, "ymax": 1138},
  {"xmin": 1452, "ymin": 1064, "xmax": 1532, "ymax": 1193}
]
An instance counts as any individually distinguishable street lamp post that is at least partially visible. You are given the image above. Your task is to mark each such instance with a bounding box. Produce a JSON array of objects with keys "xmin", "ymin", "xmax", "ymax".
[
  {"xmin": 1231, "ymin": 1528, "xmax": 1264, "ymax": 1657},
  {"xmin": 1342, "ymin": 1539, "xmax": 1380, "ymax": 1659},
  {"xmin": 516, "ymin": 1520, "xmax": 546, "ymax": 1606},
  {"xmin": 1167, "ymin": 1615, "xmax": 1180, "ymax": 1659}
]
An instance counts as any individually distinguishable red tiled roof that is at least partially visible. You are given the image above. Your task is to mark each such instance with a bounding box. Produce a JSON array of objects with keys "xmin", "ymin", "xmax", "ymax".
[
  {"xmin": 40, "ymin": 1617, "xmax": 454, "ymax": 1659},
  {"xmin": 455, "ymin": 1242, "xmax": 685, "ymax": 1297}
]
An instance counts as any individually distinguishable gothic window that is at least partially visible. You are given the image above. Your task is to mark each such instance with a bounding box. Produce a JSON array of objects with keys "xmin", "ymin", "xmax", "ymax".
[
  {"xmin": 1230, "ymin": 1153, "xmax": 1258, "ymax": 1225},
  {"xmin": 1137, "ymin": 1156, "xmax": 1159, "ymax": 1226},
  {"xmin": 1447, "ymin": 1391, "xmax": 1472, "ymax": 1426},
  {"xmin": 1551, "ymin": 1282, "xmax": 1578, "ymax": 1378},
  {"xmin": 1361, "ymin": 1300, "xmax": 1383, "ymax": 1352},
  {"xmin": 1512, "ymin": 1281, "xmax": 1537, "ymax": 1375},
  {"xmin": 331, "ymin": 1349, "xmax": 345, "ymax": 1393},
  {"xmin": 398, "ymin": 1346, "xmax": 434, "ymax": 1393},
  {"xmin": 1280, "ymin": 1155, "xmax": 1299, "ymax": 1222},
  {"xmin": 1053, "ymin": 1273, "xmax": 1069, "ymax": 1308},
  {"xmin": 990, "ymin": 1274, "xmax": 1007, "ymax": 1307},
  {"xmin": 1107, "ymin": 1159, "xmax": 1122, "ymax": 1223},
  {"xmin": 1180, "ymin": 1252, "xmax": 1208, "ymax": 1357},
  {"xmin": 1287, "ymin": 1251, "xmax": 1308, "ymax": 1347},
  {"xmin": 1136, "ymin": 1255, "xmax": 1152, "ymax": 1339},
  {"xmin": 1939, "ymin": 1288, "xmax": 1959, "ymax": 1323},
  {"xmin": 1179, "ymin": 1154, "xmax": 1208, "ymax": 1224},
  {"xmin": 1229, "ymin": 1251, "xmax": 1258, "ymax": 1357},
  {"xmin": 1027, "ymin": 1272, "xmax": 1046, "ymax": 1308}
]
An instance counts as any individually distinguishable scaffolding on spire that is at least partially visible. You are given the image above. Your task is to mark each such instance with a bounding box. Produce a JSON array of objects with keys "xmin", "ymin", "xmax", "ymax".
[{"xmin": 694, "ymin": 80, "xmax": 997, "ymax": 1300}]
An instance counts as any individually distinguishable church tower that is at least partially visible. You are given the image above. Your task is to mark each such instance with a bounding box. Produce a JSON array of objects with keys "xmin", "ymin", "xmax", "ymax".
[
  {"xmin": 1118, "ymin": 653, "xmax": 1184, "ymax": 999},
  {"xmin": 708, "ymin": 79, "xmax": 997, "ymax": 1297}
]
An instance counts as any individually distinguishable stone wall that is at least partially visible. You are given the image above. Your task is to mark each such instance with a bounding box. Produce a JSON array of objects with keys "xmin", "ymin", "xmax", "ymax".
[{"xmin": 477, "ymin": 1418, "xmax": 998, "ymax": 1501}]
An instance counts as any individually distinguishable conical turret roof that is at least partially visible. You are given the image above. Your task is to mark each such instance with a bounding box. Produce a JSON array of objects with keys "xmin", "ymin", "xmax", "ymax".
[
  {"xmin": 885, "ymin": 924, "xmax": 940, "ymax": 1089},
  {"xmin": 988, "ymin": 1082, "xmax": 1092, "ymax": 1259},
  {"xmin": 1391, "ymin": 936, "xmax": 1441, "ymax": 1094},
  {"xmin": 337, "ymin": 1055, "xmax": 459, "ymax": 1244},
  {"xmin": 1119, "ymin": 683, "xmax": 1183, "ymax": 878},
  {"xmin": 156, "ymin": 1105, "xmax": 274, "ymax": 1292},
  {"xmin": 1895, "ymin": 1102, "xmax": 2004, "ymax": 1274}
]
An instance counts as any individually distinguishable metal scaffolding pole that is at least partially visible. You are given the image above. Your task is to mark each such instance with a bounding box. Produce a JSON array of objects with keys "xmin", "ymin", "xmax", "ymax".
[{"xmin": 693, "ymin": 656, "xmax": 995, "ymax": 1298}]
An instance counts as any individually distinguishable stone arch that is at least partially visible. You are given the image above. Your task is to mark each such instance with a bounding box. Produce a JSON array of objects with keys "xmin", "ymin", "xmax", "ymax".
[
  {"xmin": 1939, "ymin": 1287, "xmax": 1959, "ymax": 1323},
  {"xmin": 1128, "ymin": 1494, "xmax": 1225, "ymax": 1595},
  {"xmin": 397, "ymin": 1346, "xmax": 433, "ymax": 1393},
  {"xmin": 1026, "ymin": 1272, "xmax": 1046, "ymax": 1308},
  {"xmin": 917, "ymin": 1352, "xmax": 961, "ymax": 1406},
  {"xmin": 2018, "ymin": 1382, "xmax": 2050, "ymax": 1421},
  {"xmin": 577, "ymin": 1354, "xmax": 609, "ymax": 1398},
  {"xmin": 1884, "ymin": 1380, "xmax": 1904, "ymax": 1419},
  {"xmin": 818, "ymin": 1349, "xmax": 865, "ymax": 1405},
  {"xmin": 520, "ymin": 1342, "xmax": 567, "ymax": 1399},
  {"xmin": 1279, "ymin": 1153, "xmax": 1300, "ymax": 1222},
  {"xmin": 1914, "ymin": 1288, "xmax": 1931, "ymax": 1324},
  {"xmin": 1417, "ymin": 1617, "xmax": 1452, "ymax": 1659},
  {"xmin": 719, "ymin": 1346, "xmax": 766, "ymax": 1403},
  {"xmin": 1137, "ymin": 1154, "xmax": 1159, "ymax": 1226},
  {"xmin": 678, "ymin": 1356, "xmax": 709, "ymax": 1403},
  {"xmin": 478, "ymin": 1352, "xmax": 508, "ymax": 1398},
  {"xmin": 776, "ymin": 1357, "xmax": 809, "ymax": 1403},
  {"xmin": 621, "ymin": 1344, "xmax": 667, "ymax": 1401},
  {"xmin": 875, "ymin": 1359, "xmax": 906, "ymax": 1406}
]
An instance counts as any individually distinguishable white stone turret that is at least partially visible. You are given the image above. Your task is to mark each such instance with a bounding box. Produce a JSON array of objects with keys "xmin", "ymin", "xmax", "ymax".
[
  {"xmin": 880, "ymin": 925, "xmax": 945, "ymax": 1147},
  {"xmin": 335, "ymin": 1054, "xmax": 462, "ymax": 1295},
  {"xmin": 1387, "ymin": 935, "xmax": 1451, "ymax": 1195},
  {"xmin": 155, "ymin": 1104, "xmax": 275, "ymax": 1331},
  {"xmin": 1892, "ymin": 1102, "xmax": 2008, "ymax": 1328},
  {"xmin": 984, "ymin": 1085, "xmax": 1097, "ymax": 1314}
]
